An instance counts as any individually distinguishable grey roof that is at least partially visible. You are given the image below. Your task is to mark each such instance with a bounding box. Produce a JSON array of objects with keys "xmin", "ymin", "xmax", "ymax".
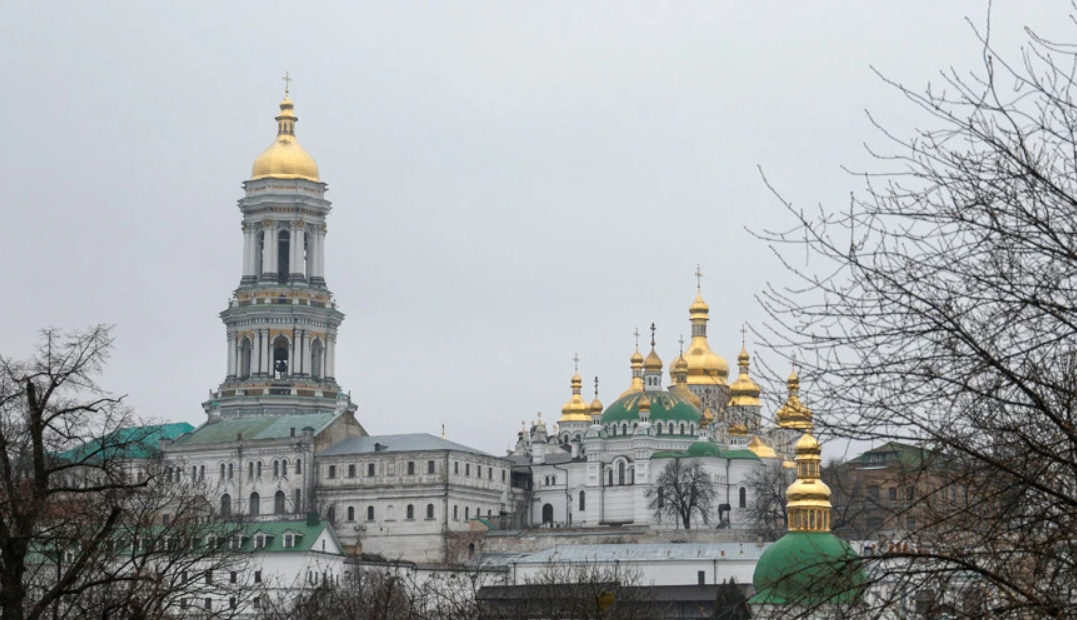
[
  {"xmin": 320, "ymin": 433, "xmax": 495, "ymax": 458},
  {"xmin": 516, "ymin": 543, "xmax": 768, "ymax": 564}
]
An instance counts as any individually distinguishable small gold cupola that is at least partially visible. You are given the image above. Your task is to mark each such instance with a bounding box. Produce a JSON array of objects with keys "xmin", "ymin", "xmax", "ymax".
[
  {"xmin": 785, "ymin": 431, "xmax": 832, "ymax": 532},
  {"xmin": 590, "ymin": 376, "xmax": 604, "ymax": 419},
  {"xmin": 251, "ymin": 74, "xmax": 320, "ymax": 182},
  {"xmin": 620, "ymin": 328, "xmax": 647, "ymax": 397},
  {"xmin": 776, "ymin": 368, "xmax": 813, "ymax": 430},
  {"xmin": 728, "ymin": 344, "xmax": 762, "ymax": 407},
  {"xmin": 684, "ymin": 267, "xmax": 729, "ymax": 386},
  {"xmin": 559, "ymin": 355, "xmax": 592, "ymax": 424}
]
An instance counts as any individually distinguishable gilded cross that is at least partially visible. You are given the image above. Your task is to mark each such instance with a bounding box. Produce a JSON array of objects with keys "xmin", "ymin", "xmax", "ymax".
[
  {"xmin": 573, "ymin": 352, "xmax": 580, "ymax": 373},
  {"xmin": 594, "ymin": 376, "xmax": 600, "ymax": 397},
  {"xmin": 695, "ymin": 264, "xmax": 704, "ymax": 291},
  {"xmin": 741, "ymin": 323, "xmax": 748, "ymax": 346},
  {"xmin": 282, "ymin": 71, "xmax": 292, "ymax": 96},
  {"xmin": 633, "ymin": 328, "xmax": 640, "ymax": 348},
  {"xmin": 650, "ymin": 322, "xmax": 657, "ymax": 348},
  {"xmin": 679, "ymin": 334, "xmax": 685, "ymax": 354}
]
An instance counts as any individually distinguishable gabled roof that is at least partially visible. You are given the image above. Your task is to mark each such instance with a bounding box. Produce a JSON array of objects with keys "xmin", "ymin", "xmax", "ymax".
[
  {"xmin": 319, "ymin": 433, "xmax": 495, "ymax": 458},
  {"xmin": 847, "ymin": 441, "xmax": 939, "ymax": 469},
  {"xmin": 57, "ymin": 422, "xmax": 195, "ymax": 463},
  {"xmin": 173, "ymin": 412, "xmax": 340, "ymax": 446}
]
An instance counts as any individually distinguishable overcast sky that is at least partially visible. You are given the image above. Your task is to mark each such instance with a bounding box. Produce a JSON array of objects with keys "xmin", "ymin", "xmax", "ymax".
[{"xmin": 0, "ymin": 2, "xmax": 1065, "ymax": 457}]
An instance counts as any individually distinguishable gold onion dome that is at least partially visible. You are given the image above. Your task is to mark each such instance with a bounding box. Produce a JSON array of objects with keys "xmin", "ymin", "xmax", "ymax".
[
  {"xmin": 251, "ymin": 96, "xmax": 320, "ymax": 181},
  {"xmin": 785, "ymin": 432, "xmax": 832, "ymax": 531},
  {"xmin": 728, "ymin": 345, "xmax": 762, "ymax": 407},
  {"xmin": 776, "ymin": 368, "xmax": 813, "ymax": 429},
  {"xmin": 748, "ymin": 435, "xmax": 778, "ymax": 458},
  {"xmin": 684, "ymin": 293, "xmax": 729, "ymax": 385},
  {"xmin": 620, "ymin": 346, "xmax": 646, "ymax": 397},
  {"xmin": 644, "ymin": 348, "xmax": 663, "ymax": 372},
  {"xmin": 671, "ymin": 353, "xmax": 689, "ymax": 378},
  {"xmin": 559, "ymin": 373, "xmax": 592, "ymax": 423}
]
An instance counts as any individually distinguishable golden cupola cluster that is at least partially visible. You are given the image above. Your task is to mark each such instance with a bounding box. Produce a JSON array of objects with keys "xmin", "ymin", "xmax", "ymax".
[
  {"xmin": 776, "ymin": 369, "xmax": 814, "ymax": 429},
  {"xmin": 728, "ymin": 345, "xmax": 762, "ymax": 407},
  {"xmin": 684, "ymin": 292, "xmax": 730, "ymax": 385},
  {"xmin": 785, "ymin": 431, "xmax": 832, "ymax": 532},
  {"xmin": 559, "ymin": 372, "xmax": 593, "ymax": 423},
  {"xmin": 251, "ymin": 92, "xmax": 320, "ymax": 182}
]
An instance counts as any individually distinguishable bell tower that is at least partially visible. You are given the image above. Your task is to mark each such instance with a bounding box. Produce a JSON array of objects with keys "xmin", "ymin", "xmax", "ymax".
[{"xmin": 204, "ymin": 84, "xmax": 355, "ymax": 420}]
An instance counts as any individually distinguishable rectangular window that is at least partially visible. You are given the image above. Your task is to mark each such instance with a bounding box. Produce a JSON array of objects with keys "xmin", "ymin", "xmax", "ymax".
[
  {"xmin": 205, "ymin": 571, "xmax": 213, "ymax": 585},
  {"xmin": 255, "ymin": 571, "xmax": 262, "ymax": 584},
  {"xmin": 407, "ymin": 461, "xmax": 415, "ymax": 475},
  {"xmin": 328, "ymin": 465, "xmax": 336, "ymax": 479},
  {"xmin": 427, "ymin": 460, "xmax": 435, "ymax": 474},
  {"xmin": 502, "ymin": 470, "xmax": 506, "ymax": 482},
  {"xmin": 698, "ymin": 571, "xmax": 706, "ymax": 585},
  {"xmin": 230, "ymin": 597, "xmax": 237, "ymax": 610},
  {"xmin": 454, "ymin": 462, "xmax": 459, "ymax": 474},
  {"xmin": 367, "ymin": 463, "xmax": 375, "ymax": 477},
  {"xmin": 888, "ymin": 488, "xmax": 897, "ymax": 502},
  {"xmin": 489, "ymin": 468, "xmax": 493, "ymax": 480},
  {"xmin": 348, "ymin": 464, "xmax": 356, "ymax": 478},
  {"xmin": 204, "ymin": 598, "xmax": 212, "ymax": 611},
  {"xmin": 230, "ymin": 571, "xmax": 237, "ymax": 584}
]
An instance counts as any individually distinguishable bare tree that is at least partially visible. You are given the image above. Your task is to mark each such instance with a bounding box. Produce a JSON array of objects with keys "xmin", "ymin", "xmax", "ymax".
[
  {"xmin": 0, "ymin": 327, "xmax": 247, "ymax": 620},
  {"xmin": 646, "ymin": 458, "xmax": 716, "ymax": 529},
  {"xmin": 756, "ymin": 10, "xmax": 1077, "ymax": 619},
  {"xmin": 743, "ymin": 462, "xmax": 793, "ymax": 540}
]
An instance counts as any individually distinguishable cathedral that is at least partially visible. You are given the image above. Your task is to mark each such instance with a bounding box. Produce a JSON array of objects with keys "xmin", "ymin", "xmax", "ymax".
[{"xmin": 512, "ymin": 291, "xmax": 815, "ymax": 529}]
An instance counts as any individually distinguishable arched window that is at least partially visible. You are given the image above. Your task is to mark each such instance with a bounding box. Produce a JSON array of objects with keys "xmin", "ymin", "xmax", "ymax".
[
  {"xmin": 658, "ymin": 488, "xmax": 665, "ymax": 509},
  {"xmin": 607, "ymin": 469, "xmax": 613, "ymax": 486},
  {"xmin": 327, "ymin": 506, "xmax": 336, "ymax": 523},
  {"xmin": 426, "ymin": 504, "xmax": 434, "ymax": 519},
  {"xmin": 579, "ymin": 490, "xmax": 586, "ymax": 511},
  {"xmin": 618, "ymin": 461, "xmax": 626, "ymax": 486},
  {"xmin": 295, "ymin": 459, "xmax": 302, "ymax": 475},
  {"xmin": 629, "ymin": 467, "xmax": 635, "ymax": 485},
  {"xmin": 656, "ymin": 423, "xmax": 663, "ymax": 435},
  {"xmin": 310, "ymin": 339, "xmax": 324, "ymax": 381},
  {"xmin": 465, "ymin": 507, "xmax": 470, "ymax": 520},
  {"xmin": 367, "ymin": 506, "xmax": 374, "ymax": 521},
  {"xmin": 273, "ymin": 461, "xmax": 280, "ymax": 478},
  {"xmin": 680, "ymin": 423, "xmax": 686, "ymax": 435},
  {"xmin": 294, "ymin": 489, "xmax": 302, "ymax": 513},
  {"xmin": 238, "ymin": 337, "xmax": 252, "ymax": 379},
  {"xmin": 228, "ymin": 463, "xmax": 234, "ymax": 480},
  {"xmin": 256, "ymin": 462, "xmax": 262, "ymax": 478},
  {"xmin": 281, "ymin": 459, "xmax": 288, "ymax": 476},
  {"xmin": 739, "ymin": 487, "xmax": 747, "ymax": 509},
  {"xmin": 220, "ymin": 494, "xmax": 232, "ymax": 517},
  {"xmin": 277, "ymin": 230, "xmax": 290, "ymax": 282},
  {"xmin": 272, "ymin": 335, "xmax": 289, "ymax": 378},
  {"xmin": 406, "ymin": 505, "xmax": 414, "ymax": 520},
  {"xmin": 453, "ymin": 505, "xmax": 458, "ymax": 520},
  {"xmin": 274, "ymin": 490, "xmax": 285, "ymax": 515},
  {"xmin": 468, "ymin": 542, "xmax": 476, "ymax": 558},
  {"xmin": 347, "ymin": 506, "xmax": 355, "ymax": 521},
  {"xmin": 199, "ymin": 465, "xmax": 205, "ymax": 481},
  {"xmin": 220, "ymin": 463, "xmax": 226, "ymax": 480},
  {"xmin": 248, "ymin": 462, "xmax": 254, "ymax": 479},
  {"xmin": 249, "ymin": 492, "xmax": 260, "ymax": 516},
  {"xmin": 541, "ymin": 504, "xmax": 554, "ymax": 524}
]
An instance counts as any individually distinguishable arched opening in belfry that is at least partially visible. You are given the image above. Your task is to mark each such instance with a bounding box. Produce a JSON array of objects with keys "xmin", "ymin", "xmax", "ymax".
[
  {"xmin": 273, "ymin": 335, "xmax": 290, "ymax": 378},
  {"xmin": 256, "ymin": 230, "xmax": 265, "ymax": 275},
  {"xmin": 310, "ymin": 339, "xmax": 324, "ymax": 380},
  {"xmin": 541, "ymin": 504, "xmax": 554, "ymax": 525},
  {"xmin": 277, "ymin": 230, "xmax": 290, "ymax": 282},
  {"xmin": 238, "ymin": 337, "xmax": 252, "ymax": 379},
  {"xmin": 304, "ymin": 233, "xmax": 313, "ymax": 280}
]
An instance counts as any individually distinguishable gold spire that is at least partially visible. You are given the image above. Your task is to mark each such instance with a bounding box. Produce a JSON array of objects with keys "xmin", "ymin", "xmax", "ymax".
[
  {"xmin": 683, "ymin": 274, "xmax": 729, "ymax": 385},
  {"xmin": 643, "ymin": 322, "xmax": 663, "ymax": 372},
  {"xmin": 620, "ymin": 329, "xmax": 646, "ymax": 397},
  {"xmin": 776, "ymin": 368, "xmax": 813, "ymax": 429},
  {"xmin": 251, "ymin": 80, "xmax": 320, "ymax": 182},
  {"xmin": 559, "ymin": 362, "xmax": 592, "ymax": 423},
  {"xmin": 590, "ymin": 376, "xmax": 604, "ymax": 416},
  {"xmin": 785, "ymin": 431, "xmax": 832, "ymax": 532},
  {"xmin": 728, "ymin": 338, "xmax": 762, "ymax": 408}
]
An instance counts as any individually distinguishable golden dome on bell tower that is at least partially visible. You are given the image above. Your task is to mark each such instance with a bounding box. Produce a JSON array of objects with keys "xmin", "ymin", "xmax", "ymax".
[
  {"xmin": 683, "ymin": 268, "xmax": 729, "ymax": 386},
  {"xmin": 251, "ymin": 77, "xmax": 320, "ymax": 182}
]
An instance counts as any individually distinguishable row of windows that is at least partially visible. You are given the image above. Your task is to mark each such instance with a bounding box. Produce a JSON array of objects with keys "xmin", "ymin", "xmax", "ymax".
[
  {"xmin": 607, "ymin": 421, "xmax": 698, "ymax": 437},
  {"xmin": 167, "ymin": 458, "xmax": 302, "ymax": 483},
  {"xmin": 331, "ymin": 503, "xmax": 495, "ymax": 522},
  {"xmin": 324, "ymin": 460, "xmax": 507, "ymax": 482},
  {"xmin": 220, "ymin": 489, "xmax": 302, "ymax": 516}
]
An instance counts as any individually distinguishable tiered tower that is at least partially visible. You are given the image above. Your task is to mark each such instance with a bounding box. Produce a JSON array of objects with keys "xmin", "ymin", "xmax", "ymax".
[{"xmin": 203, "ymin": 87, "xmax": 355, "ymax": 420}]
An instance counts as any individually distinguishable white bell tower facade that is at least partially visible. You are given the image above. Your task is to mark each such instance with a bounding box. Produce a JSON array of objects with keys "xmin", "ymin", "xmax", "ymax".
[{"xmin": 204, "ymin": 88, "xmax": 355, "ymax": 420}]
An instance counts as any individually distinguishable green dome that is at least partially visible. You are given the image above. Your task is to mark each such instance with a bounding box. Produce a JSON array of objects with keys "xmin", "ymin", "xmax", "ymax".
[
  {"xmin": 749, "ymin": 532, "xmax": 866, "ymax": 606},
  {"xmin": 687, "ymin": 440, "xmax": 722, "ymax": 457},
  {"xmin": 602, "ymin": 390, "xmax": 701, "ymax": 425}
]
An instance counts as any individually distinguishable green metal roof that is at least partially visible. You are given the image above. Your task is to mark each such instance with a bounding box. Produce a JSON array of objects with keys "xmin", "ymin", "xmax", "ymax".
[
  {"xmin": 173, "ymin": 412, "xmax": 339, "ymax": 446},
  {"xmin": 651, "ymin": 442, "xmax": 761, "ymax": 461},
  {"xmin": 749, "ymin": 531, "xmax": 866, "ymax": 606},
  {"xmin": 847, "ymin": 441, "xmax": 939, "ymax": 469},
  {"xmin": 602, "ymin": 390, "xmax": 702, "ymax": 424},
  {"xmin": 57, "ymin": 422, "xmax": 195, "ymax": 463}
]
